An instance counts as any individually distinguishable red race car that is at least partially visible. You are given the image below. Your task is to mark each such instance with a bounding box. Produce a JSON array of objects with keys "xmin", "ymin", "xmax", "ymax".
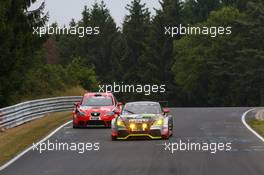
[{"xmin": 73, "ymin": 92, "xmax": 122, "ymax": 128}]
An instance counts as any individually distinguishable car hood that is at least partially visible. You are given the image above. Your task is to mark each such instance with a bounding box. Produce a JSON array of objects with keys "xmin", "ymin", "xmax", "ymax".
[
  {"xmin": 78, "ymin": 105, "xmax": 115, "ymax": 115},
  {"xmin": 120, "ymin": 114, "xmax": 163, "ymax": 124}
]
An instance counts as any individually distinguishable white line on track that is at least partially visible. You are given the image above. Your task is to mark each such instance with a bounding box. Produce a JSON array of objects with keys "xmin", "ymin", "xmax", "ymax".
[
  {"xmin": 0, "ymin": 120, "xmax": 72, "ymax": 171},
  {"xmin": 241, "ymin": 108, "xmax": 264, "ymax": 143}
]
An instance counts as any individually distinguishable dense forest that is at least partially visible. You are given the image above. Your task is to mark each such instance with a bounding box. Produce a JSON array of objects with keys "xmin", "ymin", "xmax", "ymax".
[{"xmin": 0, "ymin": 0, "xmax": 263, "ymax": 107}]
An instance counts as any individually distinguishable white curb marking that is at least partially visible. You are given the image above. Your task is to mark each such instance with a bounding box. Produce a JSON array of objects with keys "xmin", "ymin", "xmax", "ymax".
[
  {"xmin": 241, "ymin": 108, "xmax": 264, "ymax": 143},
  {"xmin": 0, "ymin": 120, "xmax": 72, "ymax": 171}
]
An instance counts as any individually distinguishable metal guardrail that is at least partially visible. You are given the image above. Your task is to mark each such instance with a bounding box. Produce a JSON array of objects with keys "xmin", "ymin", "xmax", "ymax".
[{"xmin": 0, "ymin": 96, "xmax": 82, "ymax": 129}]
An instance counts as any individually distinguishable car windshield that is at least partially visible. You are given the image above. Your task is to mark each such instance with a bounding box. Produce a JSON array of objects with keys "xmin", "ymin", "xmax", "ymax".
[
  {"xmin": 122, "ymin": 103, "xmax": 162, "ymax": 115},
  {"xmin": 82, "ymin": 96, "xmax": 113, "ymax": 106}
]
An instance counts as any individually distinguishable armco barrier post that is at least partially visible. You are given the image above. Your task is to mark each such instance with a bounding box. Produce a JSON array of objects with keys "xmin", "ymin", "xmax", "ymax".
[{"xmin": 0, "ymin": 111, "xmax": 3, "ymax": 131}]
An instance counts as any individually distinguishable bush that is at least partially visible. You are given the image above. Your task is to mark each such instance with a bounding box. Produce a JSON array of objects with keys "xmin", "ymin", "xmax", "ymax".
[
  {"xmin": 10, "ymin": 57, "xmax": 97, "ymax": 103},
  {"xmin": 66, "ymin": 57, "xmax": 98, "ymax": 91}
]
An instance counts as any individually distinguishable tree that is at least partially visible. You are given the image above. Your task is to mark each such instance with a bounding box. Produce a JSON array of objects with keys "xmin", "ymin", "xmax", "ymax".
[
  {"xmin": 121, "ymin": 0, "xmax": 151, "ymax": 83},
  {"xmin": 86, "ymin": 1, "xmax": 118, "ymax": 83},
  {"xmin": 183, "ymin": 0, "xmax": 221, "ymax": 24},
  {"xmin": 112, "ymin": 0, "xmax": 151, "ymax": 101},
  {"xmin": 172, "ymin": 2, "xmax": 264, "ymax": 106},
  {"xmin": 58, "ymin": 1, "xmax": 118, "ymax": 83},
  {"xmin": 172, "ymin": 7, "xmax": 243, "ymax": 106},
  {"xmin": 142, "ymin": 0, "xmax": 184, "ymax": 105},
  {"xmin": 0, "ymin": 0, "xmax": 48, "ymax": 106},
  {"xmin": 221, "ymin": 0, "xmax": 259, "ymax": 11},
  {"xmin": 231, "ymin": 1, "xmax": 264, "ymax": 105}
]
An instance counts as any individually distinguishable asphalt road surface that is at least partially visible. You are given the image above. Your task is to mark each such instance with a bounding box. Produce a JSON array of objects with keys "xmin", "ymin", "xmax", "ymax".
[{"xmin": 2, "ymin": 108, "xmax": 264, "ymax": 175}]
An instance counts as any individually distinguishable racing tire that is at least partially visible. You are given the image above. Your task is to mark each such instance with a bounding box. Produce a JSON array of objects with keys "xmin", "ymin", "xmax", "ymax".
[
  {"xmin": 162, "ymin": 136, "xmax": 169, "ymax": 140},
  {"xmin": 111, "ymin": 135, "xmax": 117, "ymax": 141},
  {"xmin": 162, "ymin": 130, "xmax": 170, "ymax": 140},
  {"xmin": 169, "ymin": 129, "xmax": 173, "ymax": 137},
  {"xmin": 73, "ymin": 125, "xmax": 78, "ymax": 129}
]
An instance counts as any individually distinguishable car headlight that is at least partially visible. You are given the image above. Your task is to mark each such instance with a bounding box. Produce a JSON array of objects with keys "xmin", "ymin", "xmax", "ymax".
[
  {"xmin": 129, "ymin": 123, "xmax": 136, "ymax": 130},
  {"xmin": 116, "ymin": 119, "xmax": 125, "ymax": 127},
  {"xmin": 76, "ymin": 110, "xmax": 85, "ymax": 117},
  {"xmin": 106, "ymin": 111, "xmax": 115, "ymax": 116},
  {"xmin": 153, "ymin": 119, "xmax": 163, "ymax": 126},
  {"xmin": 142, "ymin": 123, "xmax": 148, "ymax": 130}
]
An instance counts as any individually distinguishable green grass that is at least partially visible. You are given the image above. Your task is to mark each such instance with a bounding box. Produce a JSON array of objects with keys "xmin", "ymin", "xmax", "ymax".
[
  {"xmin": 0, "ymin": 86, "xmax": 84, "ymax": 166},
  {"xmin": 247, "ymin": 119, "xmax": 264, "ymax": 137},
  {"xmin": 0, "ymin": 112, "xmax": 71, "ymax": 166}
]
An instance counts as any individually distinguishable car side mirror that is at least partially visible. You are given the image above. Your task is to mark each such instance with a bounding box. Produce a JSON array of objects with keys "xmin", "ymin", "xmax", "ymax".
[
  {"xmin": 117, "ymin": 102, "xmax": 123, "ymax": 107},
  {"xmin": 114, "ymin": 110, "xmax": 121, "ymax": 116},
  {"xmin": 163, "ymin": 108, "xmax": 169, "ymax": 114},
  {"xmin": 74, "ymin": 102, "xmax": 80, "ymax": 107}
]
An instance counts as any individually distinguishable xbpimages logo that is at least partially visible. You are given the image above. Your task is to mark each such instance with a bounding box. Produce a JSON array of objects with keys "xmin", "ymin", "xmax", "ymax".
[{"xmin": 98, "ymin": 82, "xmax": 166, "ymax": 95}]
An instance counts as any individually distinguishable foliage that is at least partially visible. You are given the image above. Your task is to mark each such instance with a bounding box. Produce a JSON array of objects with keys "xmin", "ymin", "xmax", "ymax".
[
  {"xmin": 172, "ymin": 3, "xmax": 264, "ymax": 106},
  {"xmin": 0, "ymin": 0, "xmax": 47, "ymax": 106},
  {"xmin": 58, "ymin": 1, "xmax": 118, "ymax": 83},
  {"xmin": 11, "ymin": 57, "xmax": 97, "ymax": 103},
  {"xmin": 1, "ymin": 0, "xmax": 263, "ymax": 107}
]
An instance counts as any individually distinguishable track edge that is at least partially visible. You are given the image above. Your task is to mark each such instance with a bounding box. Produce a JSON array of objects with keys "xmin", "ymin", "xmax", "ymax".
[
  {"xmin": 0, "ymin": 120, "xmax": 72, "ymax": 171},
  {"xmin": 241, "ymin": 108, "xmax": 264, "ymax": 143}
]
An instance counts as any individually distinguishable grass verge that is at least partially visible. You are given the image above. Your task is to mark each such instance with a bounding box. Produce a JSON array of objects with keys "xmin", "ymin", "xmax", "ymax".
[
  {"xmin": 247, "ymin": 119, "xmax": 264, "ymax": 137},
  {"xmin": 0, "ymin": 111, "xmax": 71, "ymax": 166}
]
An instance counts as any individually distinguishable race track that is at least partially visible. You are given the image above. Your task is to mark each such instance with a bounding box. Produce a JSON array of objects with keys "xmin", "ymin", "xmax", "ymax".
[{"xmin": 1, "ymin": 108, "xmax": 264, "ymax": 175}]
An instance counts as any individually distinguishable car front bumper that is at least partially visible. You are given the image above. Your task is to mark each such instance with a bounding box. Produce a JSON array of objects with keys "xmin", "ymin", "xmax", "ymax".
[
  {"xmin": 73, "ymin": 116, "xmax": 114, "ymax": 127},
  {"xmin": 113, "ymin": 128, "xmax": 169, "ymax": 140}
]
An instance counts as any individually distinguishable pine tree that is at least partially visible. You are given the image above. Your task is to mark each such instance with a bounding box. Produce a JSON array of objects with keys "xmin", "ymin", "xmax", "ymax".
[
  {"xmin": 142, "ymin": 0, "xmax": 184, "ymax": 105},
  {"xmin": 58, "ymin": 1, "xmax": 118, "ymax": 83},
  {"xmin": 183, "ymin": 0, "xmax": 221, "ymax": 23},
  {"xmin": 121, "ymin": 0, "xmax": 151, "ymax": 83},
  {"xmin": 0, "ymin": 0, "xmax": 47, "ymax": 106},
  {"xmin": 87, "ymin": 1, "xmax": 118, "ymax": 83}
]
